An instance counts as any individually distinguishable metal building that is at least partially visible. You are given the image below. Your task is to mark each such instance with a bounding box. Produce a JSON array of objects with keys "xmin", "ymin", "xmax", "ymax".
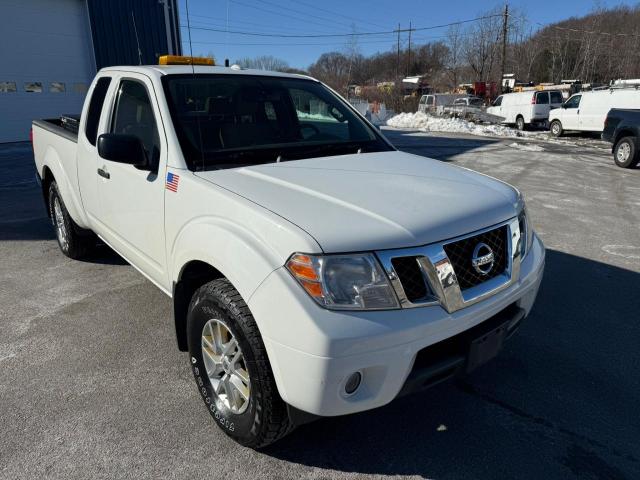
[{"xmin": 0, "ymin": 0, "xmax": 181, "ymax": 143}]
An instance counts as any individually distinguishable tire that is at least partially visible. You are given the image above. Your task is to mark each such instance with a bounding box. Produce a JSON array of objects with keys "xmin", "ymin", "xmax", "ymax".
[
  {"xmin": 187, "ymin": 278, "xmax": 292, "ymax": 448},
  {"xmin": 550, "ymin": 120, "xmax": 563, "ymax": 137},
  {"xmin": 613, "ymin": 136, "xmax": 640, "ymax": 168},
  {"xmin": 516, "ymin": 116, "xmax": 526, "ymax": 131},
  {"xmin": 48, "ymin": 181, "xmax": 95, "ymax": 259}
]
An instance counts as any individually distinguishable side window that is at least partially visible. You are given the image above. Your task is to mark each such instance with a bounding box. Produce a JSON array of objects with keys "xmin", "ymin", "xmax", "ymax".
[
  {"xmin": 565, "ymin": 95, "xmax": 581, "ymax": 109},
  {"xmin": 291, "ymin": 88, "xmax": 350, "ymax": 140},
  {"xmin": 493, "ymin": 96, "xmax": 503, "ymax": 106},
  {"xmin": 111, "ymin": 79, "xmax": 160, "ymax": 167},
  {"xmin": 85, "ymin": 77, "xmax": 112, "ymax": 145},
  {"xmin": 550, "ymin": 91, "xmax": 563, "ymax": 104},
  {"xmin": 24, "ymin": 82, "xmax": 42, "ymax": 93},
  {"xmin": 50, "ymin": 82, "xmax": 66, "ymax": 93},
  {"xmin": 535, "ymin": 92, "xmax": 549, "ymax": 104},
  {"xmin": 0, "ymin": 81, "xmax": 17, "ymax": 93},
  {"xmin": 426, "ymin": 96, "xmax": 435, "ymax": 106}
]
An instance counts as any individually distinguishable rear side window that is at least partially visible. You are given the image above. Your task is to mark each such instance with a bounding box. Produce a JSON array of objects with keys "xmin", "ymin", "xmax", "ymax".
[
  {"xmin": 111, "ymin": 79, "xmax": 160, "ymax": 168},
  {"xmin": 535, "ymin": 92, "xmax": 549, "ymax": 104},
  {"xmin": 85, "ymin": 77, "xmax": 112, "ymax": 145},
  {"xmin": 550, "ymin": 91, "xmax": 563, "ymax": 104}
]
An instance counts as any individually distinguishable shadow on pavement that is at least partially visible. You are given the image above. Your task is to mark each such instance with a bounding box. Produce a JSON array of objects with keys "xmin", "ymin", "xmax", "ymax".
[
  {"xmin": 265, "ymin": 249, "xmax": 640, "ymax": 479},
  {"xmin": 382, "ymin": 128, "xmax": 500, "ymax": 161}
]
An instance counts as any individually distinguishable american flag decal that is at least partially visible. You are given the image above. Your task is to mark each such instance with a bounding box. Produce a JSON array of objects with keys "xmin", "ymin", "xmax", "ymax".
[{"xmin": 166, "ymin": 172, "xmax": 180, "ymax": 192}]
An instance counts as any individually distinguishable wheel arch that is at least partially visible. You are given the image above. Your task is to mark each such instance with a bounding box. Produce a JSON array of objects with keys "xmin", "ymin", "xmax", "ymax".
[
  {"xmin": 38, "ymin": 146, "xmax": 90, "ymax": 228},
  {"xmin": 41, "ymin": 165, "xmax": 55, "ymax": 218},
  {"xmin": 613, "ymin": 129, "xmax": 636, "ymax": 149},
  {"xmin": 170, "ymin": 220, "xmax": 285, "ymax": 351},
  {"xmin": 173, "ymin": 260, "xmax": 226, "ymax": 351}
]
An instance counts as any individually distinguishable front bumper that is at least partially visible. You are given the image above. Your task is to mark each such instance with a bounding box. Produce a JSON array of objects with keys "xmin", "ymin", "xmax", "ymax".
[{"xmin": 248, "ymin": 234, "xmax": 545, "ymax": 417}]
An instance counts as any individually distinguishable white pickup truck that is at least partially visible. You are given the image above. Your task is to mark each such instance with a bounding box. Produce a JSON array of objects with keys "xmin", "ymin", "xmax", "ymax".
[{"xmin": 32, "ymin": 62, "xmax": 545, "ymax": 448}]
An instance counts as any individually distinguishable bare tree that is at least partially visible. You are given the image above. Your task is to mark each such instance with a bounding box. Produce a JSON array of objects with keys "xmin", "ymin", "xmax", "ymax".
[
  {"xmin": 462, "ymin": 8, "xmax": 502, "ymax": 81},
  {"xmin": 445, "ymin": 24, "xmax": 464, "ymax": 88},
  {"xmin": 234, "ymin": 55, "xmax": 290, "ymax": 72}
]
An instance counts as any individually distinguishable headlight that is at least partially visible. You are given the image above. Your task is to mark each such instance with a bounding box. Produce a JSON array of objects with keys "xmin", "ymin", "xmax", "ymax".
[
  {"xmin": 518, "ymin": 203, "xmax": 534, "ymax": 258},
  {"xmin": 286, "ymin": 253, "xmax": 399, "ymax": 310}
]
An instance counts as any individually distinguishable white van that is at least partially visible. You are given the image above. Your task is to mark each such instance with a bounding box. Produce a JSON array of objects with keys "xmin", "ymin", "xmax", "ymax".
[
  {"xmin": 418, "ymin": 94, "xmax": 466, "ymax": 114},
  {"xmin": 548, "ymin": 88, "xmax": 640, "ymax": 136},
  {"xmin": 487, "ymin": 90, "xmax": 564, "ymax": 130}
]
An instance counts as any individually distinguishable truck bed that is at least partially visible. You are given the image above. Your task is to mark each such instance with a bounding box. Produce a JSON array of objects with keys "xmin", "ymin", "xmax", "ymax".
[{"xmin": 32, "ymin": 118, "xmax": 78, "ymax": 144}]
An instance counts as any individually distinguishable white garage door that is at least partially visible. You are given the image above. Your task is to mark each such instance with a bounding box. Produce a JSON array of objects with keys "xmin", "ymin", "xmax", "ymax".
[{"xmin": 0, "ymin": 0, "xmax": 96, "ymax": 143}]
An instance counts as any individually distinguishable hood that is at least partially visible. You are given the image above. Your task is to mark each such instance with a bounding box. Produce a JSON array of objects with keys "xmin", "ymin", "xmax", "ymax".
[{"xmin": 195, "ymin": 151, "xmax": 519, "ymax": 253}]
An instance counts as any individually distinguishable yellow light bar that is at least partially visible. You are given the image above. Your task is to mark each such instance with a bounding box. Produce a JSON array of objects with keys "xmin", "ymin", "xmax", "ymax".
[{"xmin": 159, "ymin": 55, "xmax": 214, "ymax": 66}]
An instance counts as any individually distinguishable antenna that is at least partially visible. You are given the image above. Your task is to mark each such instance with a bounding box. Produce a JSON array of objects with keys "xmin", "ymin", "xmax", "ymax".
[
  {"xmin": 185, "ymin": 0, "xmax": 205, "ymax": 171},
  {"xmin": 131, "ymin": 11, "xmax": 143, "ymax": 65}
]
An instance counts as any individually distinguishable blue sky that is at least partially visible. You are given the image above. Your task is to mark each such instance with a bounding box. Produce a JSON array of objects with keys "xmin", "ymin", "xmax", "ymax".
[{"xmin": 178, "ymin": 0, "xmax": 637, "ymax": 69}]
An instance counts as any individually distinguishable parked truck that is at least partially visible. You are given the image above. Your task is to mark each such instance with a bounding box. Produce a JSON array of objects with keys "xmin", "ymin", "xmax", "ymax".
[
  {"xmin": 32, "ymin": 59, "xmax": 545, "ymax": 448},
  {"xmin": 602, "ymin": 108, "xmax": 640, "ymax": 168}
]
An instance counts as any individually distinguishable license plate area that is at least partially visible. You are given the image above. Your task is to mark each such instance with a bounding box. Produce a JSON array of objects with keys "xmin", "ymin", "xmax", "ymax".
[{"xmin": 466, "ymin": 322, "xmax": 508, "ymax": 373}]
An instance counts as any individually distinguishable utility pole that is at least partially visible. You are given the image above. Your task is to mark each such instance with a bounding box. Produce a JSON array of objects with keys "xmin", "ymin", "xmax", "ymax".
[
  {"xmin": 407, "ymin": 21, "xmax": 412, "ymax": 77},
  {"xmin": 500, "ymin": 3, "xmax": 509, "ymax": 93},
  {"xmin": 396, "ymin": 23, "xmax": 400, "ymax": 82}
]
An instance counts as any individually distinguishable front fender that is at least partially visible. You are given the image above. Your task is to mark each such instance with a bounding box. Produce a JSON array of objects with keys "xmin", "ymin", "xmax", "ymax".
[{"xmin": 170, "ymin": 216, "xmax": 284, "ymax": 304}]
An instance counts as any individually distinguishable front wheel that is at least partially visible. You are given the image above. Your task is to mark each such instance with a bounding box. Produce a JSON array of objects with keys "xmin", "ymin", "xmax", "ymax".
[
  {"xmin": 613, "ymin": 136, "xmax": 640, "ymax": 168},
  {"xmin": 186, "ymin": 278, "xmax": 292, "ymax": 448},
  {"xmin": 516, "ymin": 116, "xmax": 526, "ymax": 131},
  {"xmin": 550, "ymin": 120, "xmax": 563, "ymax": 137}
]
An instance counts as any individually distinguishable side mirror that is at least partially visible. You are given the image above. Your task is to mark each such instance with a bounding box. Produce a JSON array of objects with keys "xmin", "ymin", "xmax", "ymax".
[
  {"xmin": 562, "ymin": 104, "xmax": 568, "ymax": 109},
  {"xmin": 97, "ymin": 134, "xmax": 149, "ymax": 169}
]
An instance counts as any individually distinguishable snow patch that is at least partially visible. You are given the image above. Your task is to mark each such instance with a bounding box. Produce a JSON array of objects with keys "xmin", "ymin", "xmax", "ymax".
[
  {"xmin": 387, "ymin": 112, "xmax": 525, "ymax": 138},
  {"xmin": 508, "ymin": 142, "xmax": 544, "ymax": 152}
]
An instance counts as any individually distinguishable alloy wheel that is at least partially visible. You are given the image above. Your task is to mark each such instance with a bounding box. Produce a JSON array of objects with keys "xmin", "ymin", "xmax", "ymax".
[
  {"xmin": 617, "ymin": 142, "xmax": 631, "ymax": 163},
  {"xmin": 53, "ymin": 197, "xmax": 69, "ymax": 251},
  {"xmin": 201, "ymin": 318, "xmax": 251, "ymax": 414}
]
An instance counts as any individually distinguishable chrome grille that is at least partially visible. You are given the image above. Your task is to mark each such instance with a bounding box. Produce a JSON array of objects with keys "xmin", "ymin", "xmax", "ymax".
[
  {"xmin": 442, "ymin": 225, "xmax": 508, "ymax": 290},
  {"xmin": 376, "ymin": 218, "xmax": 521, "ymax": 313},
  {"xmin": 391, "ymin": 257, "xmax": 427, "ymax": 302}
]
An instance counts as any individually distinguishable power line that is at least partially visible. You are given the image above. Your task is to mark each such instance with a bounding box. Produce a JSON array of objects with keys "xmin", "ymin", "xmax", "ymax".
[
  {"xmin": 251, "ymin": 0, "xmax": 366, "ymax": 31},
  {"xmin": 180, "ymin": 14, "xmax": 503, "ymax": 39},
  {"xmin": 184, "ymin": 37, "xmax": 405, "ymax": 47},
  {"xmin": 228, "ymin": 0, "xmax": 350, "ymax": 33},
  {"xmin": 286, "ymin": 0, "xmax": 389, "ymax": 30},
  {"xmin": 536, "ymin": 21, "xmax": 640, "ymax": 38},
  {"xmin": 186, "ymin": 18, "xmax": 341, "ymax": 37}
]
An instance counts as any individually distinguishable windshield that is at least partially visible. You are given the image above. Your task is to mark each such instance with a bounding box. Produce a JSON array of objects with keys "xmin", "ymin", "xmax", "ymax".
[{"xmin": 162, "ymin": 74, "xmax": 392, "ymax": 170}]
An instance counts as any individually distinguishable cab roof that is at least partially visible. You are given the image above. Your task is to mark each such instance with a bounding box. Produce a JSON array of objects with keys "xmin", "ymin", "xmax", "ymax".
[{"xmin": 98, "ymin": 65, "xmax": 317, "ymax": 82}]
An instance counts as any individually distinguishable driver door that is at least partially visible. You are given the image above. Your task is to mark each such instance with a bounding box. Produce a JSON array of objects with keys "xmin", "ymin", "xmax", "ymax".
[
  {"xmin": 95, "ymin": 73, "xmax": 168, "ymax": 289},
  {"xmin": 561, "ymin": 94, "xmax": 581, "ymax": 130}
]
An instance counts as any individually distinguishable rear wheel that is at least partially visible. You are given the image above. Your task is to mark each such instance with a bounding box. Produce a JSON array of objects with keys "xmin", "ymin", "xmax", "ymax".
[
  {"xmin": 187, "ymin": 278, "xmax": 292, "ymax": 448},
  {"xmin": 613, "ymin": 136, "xmax": 639, "ymax": 168},
  {"xmin": 48, "ymin": 181, "xmax": 95, "ymax": 259},
  {"xmin": 516, "ymin": 116, "xmax": 525, "ymax": 131},
  {"xmin": 550, "ymin": 120, "xmax": 563, "ymax": 137}
]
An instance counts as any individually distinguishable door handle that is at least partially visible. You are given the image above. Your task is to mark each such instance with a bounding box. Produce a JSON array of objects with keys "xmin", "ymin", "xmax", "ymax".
[{"xmin": 97, "ymin": 167, "xmax": 110, "ymax": 179}]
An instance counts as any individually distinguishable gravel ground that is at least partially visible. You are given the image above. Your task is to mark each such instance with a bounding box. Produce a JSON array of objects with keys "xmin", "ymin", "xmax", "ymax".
[{"xmin": 1, "ymin": 131, "xmax": 639, "ymax": 480}]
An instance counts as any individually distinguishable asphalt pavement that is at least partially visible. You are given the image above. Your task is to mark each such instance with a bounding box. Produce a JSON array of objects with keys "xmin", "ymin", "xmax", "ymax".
[{"xmin": 1, "ymin": 130, "xmax": 639, "ymax": 479}]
